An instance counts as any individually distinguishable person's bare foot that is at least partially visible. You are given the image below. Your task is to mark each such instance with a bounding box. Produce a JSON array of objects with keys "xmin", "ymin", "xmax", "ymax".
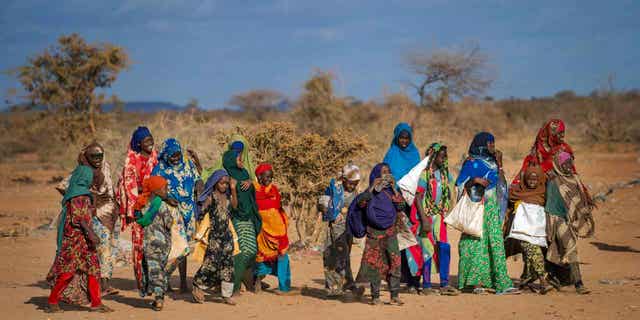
[
  {"xmin": 192, "ymin": 286, "xmax": 205, "ymax": 303},
  {"xmin": 388, "ymin": 297, "xmax": 405, "ymax": 306},
  {"xmin": 222, "ymin": 297, "xmax": 237, "ymax": 305},
  {"xmin": 46, "ymin": 303, "xmax": 63, "ymax": 313},
  {"xmin": 90, "ymin": 304, "xmax": 114, "ymax": 313},
  {"xmin": 152, "ymin": 299, "xmax": 164, "ymax": 311}
]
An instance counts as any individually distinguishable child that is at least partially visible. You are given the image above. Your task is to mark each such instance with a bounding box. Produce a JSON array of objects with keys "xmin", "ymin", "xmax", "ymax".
[
  {"xmin": 254, "ymin": 163, "xmax": 292, "ymax": 294},
  {"xmin": 192, "ymin": 169, "xmax": 238, "ymax": 305},
  {"xmin": 505, "ymin": 165, "xmax": 552, "ymax": 294}
]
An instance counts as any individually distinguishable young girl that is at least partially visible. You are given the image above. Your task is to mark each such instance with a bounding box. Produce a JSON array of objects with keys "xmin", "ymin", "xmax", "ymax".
[
  {"xmin": 192, "ymin": 169, "xmax": 238, "ymax": 305},
  {"xmin": 254, "ymin": 163, "xmax": 292, "ymax": 294},
  {"xmin": 134, "ymin": 176, "xmax": 178, "ymax": 311},
  {"xmin": 504, "ymin": 165, "xmax": 552, "ymax": 294}
]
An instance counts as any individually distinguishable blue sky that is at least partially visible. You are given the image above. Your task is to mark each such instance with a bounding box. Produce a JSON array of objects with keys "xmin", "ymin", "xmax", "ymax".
[{"xmin": 1, "ymin": 0, "xmax": 639, "ymax": 108}]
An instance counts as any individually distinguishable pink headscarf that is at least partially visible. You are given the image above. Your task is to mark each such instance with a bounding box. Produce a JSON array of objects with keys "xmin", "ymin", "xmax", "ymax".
[{"xmin": 557, "ymin": 151, "xmax": 572, "ymax": 165}]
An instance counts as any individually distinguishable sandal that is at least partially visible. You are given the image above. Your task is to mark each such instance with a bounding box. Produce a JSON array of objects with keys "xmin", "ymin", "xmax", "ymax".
[
  {"xmin": 46, "ymin": 303, "xmax": 63, "ymax": 313},
  {"xmin": 387, "ymin": 297, "xmax": 405, "ymax": 306},
  {"xmin": 576, "ymin": 286, "xmax": 591, "ymax": 295},
  {"xmin": 422, "ymin": 288, "xmax": 440, "ymax": 295},
  {"xmin": 152, "ymin": 299, "xmax": 164, "ymax": 311},
  {"xmin": 90, "ymin": 304, "xmax": 115, "ymax": 313},
  {"xmin": 370, "ymin": 298, "xmax": 382, "ymax": 306},
  {"xmin": 102, "ymin": 287, "xmax": 120, "ymax": 296},
  {"xmin": 472, "ymin": 287, "xmax": 489, "ymax": 295},
  {"xmin": 440, "ymin": 286, "xmax": 459, "ymax": 296},
  {"xmin": 192, "ymin": 286, "xmax": 205, "ymax": 304},
  {"xmin": 540, "ymin": 284, "xmax": 554, "ymax": 295},
  {"xmin": 352, "ymin": 286, "xmax": 365, "ymax": 299},
  {"xmin": 496, "ymin": 287, "xmax": 521, "ymax": 295}
]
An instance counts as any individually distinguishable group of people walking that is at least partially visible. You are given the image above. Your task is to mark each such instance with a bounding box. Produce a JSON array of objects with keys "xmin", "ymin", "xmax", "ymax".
[{"xmin": 45, "ymin": 119, "xmax": 596, "ymax": 313}]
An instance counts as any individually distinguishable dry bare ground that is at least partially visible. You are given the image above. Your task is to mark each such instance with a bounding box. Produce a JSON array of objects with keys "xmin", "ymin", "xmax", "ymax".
[{"xmin": 0, "ymin": 147, "xmax": 639, "ymax": 320}]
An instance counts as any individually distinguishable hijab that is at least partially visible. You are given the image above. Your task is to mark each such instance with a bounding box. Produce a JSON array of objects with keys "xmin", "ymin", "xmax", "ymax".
[
  {"xmin": 366, "ymin": 163, "xmax": 398, "ymax": 230},
  {"xmin": 222, "ymin": 150, "xmax": 260, "ymax": 229},
  {"xmin": 130, "ymin": 126, "xmax": 152, "ymax": 153},
  {"xmin": 77, "ymin": 141, "xmax": 105, "ymax": 190},
  {"xmin": 195, "ymin": 169, "xmax": 228, "ymax": 221},
  {"xmin": 383, "ymin": 123, "xmax": 421, "ymax": 181},
  {"xmin": 57, "ymin": 166, "xmax": 93, "ymax": 253},
  {"xmin": 509, "ymin": 165, "xmax": 546, "ymax": 206},
  {"xmin": 468, "ymin": 132, "xmax": 496, "ymax": 160}
]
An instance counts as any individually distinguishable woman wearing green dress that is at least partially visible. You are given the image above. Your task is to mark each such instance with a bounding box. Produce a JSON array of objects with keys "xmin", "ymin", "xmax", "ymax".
[
  {"xmin": 455, "ymin": 132, "xmax": 520, "ymax": 295},
  {"xmin": 222, "ymin": 149, "xmax": 261, "ymax": 293}
]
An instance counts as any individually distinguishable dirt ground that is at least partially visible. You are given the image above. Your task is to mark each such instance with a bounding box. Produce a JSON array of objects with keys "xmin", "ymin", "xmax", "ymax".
[{"xmin": 0, "ymin": 149, "xmax": 639, "ymax": 320}]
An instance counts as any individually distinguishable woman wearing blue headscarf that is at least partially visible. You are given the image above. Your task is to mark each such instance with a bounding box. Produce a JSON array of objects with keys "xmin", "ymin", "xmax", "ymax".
[
  {"xmin": 455, "ymin": 132, "xmax": 519, "ymax": 295},
  {"xmin": 152, "ymin": 138, "xmax": 203, "ymax": 292},
  {"xmin": 383, "ymin": 123, "xmax": 421, "ymax": 181}
]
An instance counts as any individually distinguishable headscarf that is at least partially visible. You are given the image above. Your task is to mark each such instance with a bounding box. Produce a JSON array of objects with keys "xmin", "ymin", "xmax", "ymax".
[
  {"xmin": 342, "ymin": 163, "xmax": 361, "ymax": 182},
  {"xmin": 255, "ymin": 163, "xmax": 273, "ymax": 177},
  {"xmin": 383, "ymin": 123, "xmax": 421, "ymax": 181},
  {"xmin": 551, "ymin": 153, "xmax": 595, "ymax": 238},
  {"xmin": 558, "ymin": 151, "xmax": 572, "ymax": 165},
  {"xmin": 222, "ymin": 150, "xmax": 261, "ymax": 230},
  {"xmin": 133, "ymin": 176, "xmax": 167, "ymax": 211},
  {"xmin": 231, "ymin": 141, "xmax": 244, "ymax": 152},
  {"xmin": 203, "ymin": 134, "xmax": 256, "ymax": 181},
  {"xmin": 77, "ymin": 141, "xmax": 105, "ymax": 190},
  {"xmin": 195, "ymin": 169, "xmax": 228, "ymax": 221},
  {"xmin": 152, "ymin": 138, "xmax": 198, "ymax": 224},
  {"xmin": 513, "ymin": 119, "xmax": 574, "ymax": 184},
  {"xmin": 422, "ymin": 142, "xmax": 452, "ymax": 214},
  {"xmin": 130, "ymin": 126, "xmax": 152, "ymax": 153},
  {"xmin": 509, "ymin": 165, "xmax": 546, "ymax": 206},
  {"xmin": 366, "ymin": 163, "xmax": 398, "ymax": 230},
  {"xmin": 56, "ymin": 165, "xmax": 94, "ymax": 253},
  {"xmin": 468, "ymin": 132, "xmax": 495, "ymax": 160}
]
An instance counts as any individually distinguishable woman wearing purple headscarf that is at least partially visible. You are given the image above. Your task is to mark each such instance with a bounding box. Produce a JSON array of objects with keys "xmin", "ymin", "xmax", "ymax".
[{"xmin": 350, "ymin": 163, "xmax": 404, "ymax": 306}]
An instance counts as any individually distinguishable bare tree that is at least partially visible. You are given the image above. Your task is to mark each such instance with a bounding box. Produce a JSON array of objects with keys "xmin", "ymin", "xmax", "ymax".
[
  {"xmin": 11, "ymin": 33, "xmax": 129, "ymax": 140},
  {"xmin": 228, "ymin": 89, "xmax": 285, "ymax": 112},
  {"xmin": 405, "ymin": 43, "xmax": 494, "ymax": 107}
]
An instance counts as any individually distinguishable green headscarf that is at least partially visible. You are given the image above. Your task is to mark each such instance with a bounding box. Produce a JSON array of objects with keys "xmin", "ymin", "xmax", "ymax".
[
  {"xmin": 222, "ymin": 150, "xmax": 261, "ymax": 231},
  {"xmin": 57, "ymin": 165, "xmax": 94, "ymax": 253},
  {"xmin": 422, "ymin": 142, "xmax": 452, "ymax": 215},
  {"xmin": 202, "ymin": 134, "xmax": 256, "ymax": 181}
]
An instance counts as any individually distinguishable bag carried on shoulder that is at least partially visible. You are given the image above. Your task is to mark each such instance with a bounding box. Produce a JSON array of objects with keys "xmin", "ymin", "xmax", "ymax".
[{"xmin": 444, "ymin": 192, "xmax": 484, "ymax": 237}]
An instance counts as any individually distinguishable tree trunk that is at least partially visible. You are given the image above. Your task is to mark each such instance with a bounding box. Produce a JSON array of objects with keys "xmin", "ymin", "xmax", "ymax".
[{"xmin": 88, "ymin": 103, "xmax": 97, "ymax": 136}]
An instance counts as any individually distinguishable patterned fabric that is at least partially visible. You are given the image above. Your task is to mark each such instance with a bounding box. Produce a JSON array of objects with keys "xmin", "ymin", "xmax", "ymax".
[
  {"xmin": 520, "ymin": 241, "xmax": 546, "ymax": 283},
  {"xmin": 232, "ymin": 219, "xmax": 257, "ymax": 291},
  {"xmin": 356, "ymin": 227, "xmax": 401, "ymax": 292},
  {"xmin": 546, "ymin": 214, "xmax": 579, "ymax": 265},
  {"xmin": 47, "ymin": 196, "xmax": 101, "ymax": 304},
  {"xmin": 193, "ymin": 194, "xmax": 235, "ymax": 297},
  {"xmin": 152, "ymin": 138, "xmax": 200, "ymax": 240},
  {"xmin": 92, "ymin": 216, "xmax": 115, "ymax": 279},
  {"xmin": 551, "ymin": 158, "xmax": 595, "ymax": 238},
  {"xmin": 254, "ymin": 182, "xmax": 289, "ymax": 263},
  {"xmin": 115, "ymin": 146, "xmax": 157, "ymax": 294},
  {"xmin": 457, "ymin": 189, "xmax": 513, "ymax": 292},
  {"xmin": 141, "ymin": 201, "xmax": 173, "ymax": 299}
]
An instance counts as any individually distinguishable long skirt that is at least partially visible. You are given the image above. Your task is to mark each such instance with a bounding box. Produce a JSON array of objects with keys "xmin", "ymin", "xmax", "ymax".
[
  {"xmin": 232, "ymin": 219, "xmax": 257, "ymax": 292},
  {"xmin": 356, "ymin": 227, "xmax": 401, "ymax": 298},
  {"xmin": 193, "ymin": 221, "xmax": 235, "ymax": 298},
  {"xmin": 92, "ymin": 216, "xmax": 115, "ymax": 280},
  {"xmin": 457, "ymin": 189, "xmax": 513, "ymax": 292}
]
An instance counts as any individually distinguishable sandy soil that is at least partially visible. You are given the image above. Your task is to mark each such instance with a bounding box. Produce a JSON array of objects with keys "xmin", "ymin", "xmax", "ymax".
[{"xmin": 0, "ymin": 151, "xmax": 639, "ymax": 320}]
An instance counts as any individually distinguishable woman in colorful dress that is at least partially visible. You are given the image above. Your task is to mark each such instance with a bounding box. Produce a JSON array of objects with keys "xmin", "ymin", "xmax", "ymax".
[
  {"xmin": 116, "ymin": 126, "xmax": 158, "ymax": 296},
  {"xmin": 410, "ymin": 142, "xmax": 458, "ymax": 295},
  {"xmin": 504, "ymin": 165, "xmax": 553, "ymax": 294},
  {"xmin": 133, "ymin": 176, "xmax": 175, "ymax": 311},
  {"xmin": 253, "ymin": 163, "xmax": 292, "ymax": 293},
  {"xmin": 47, "ymin": 165, "xmax": 113, "ymax": 313},
  {"xmin": 56, "ymin": 142, "xmax": 118, "ymax": 295},
  {"xmin": 152, "ymin": 138, "xmax": 203, "ymax": 292},
  {"xmin": 319, "ymin": 163, "xmax": 361, "ymax": 297},
  {"xmin": 545, "ymin": 152, "xmax": 595, "ymax": 294},
  {"xmin": 223, "ymin": 149, "xmax": 261, "ymax": 294},
  {"xmin": 192, "ymin": 169, "xmax": 238, "ymax": 305},
  {"xmin": 349, "ymin": 163, "xmax": 404, "ymax": 306},
  {"xmin": 455, "ymin": 132, "xmax": 519, "ymax": 295}
]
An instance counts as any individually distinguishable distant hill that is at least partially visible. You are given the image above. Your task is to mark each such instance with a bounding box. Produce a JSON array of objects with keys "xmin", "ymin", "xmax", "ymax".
[
  {"xmin": 102, "ymin": 101, "xmax": 184, "ymax": 113},
  {"xmin": 2, "ymin": 101, "xmax": 185, "ymax": 113}
]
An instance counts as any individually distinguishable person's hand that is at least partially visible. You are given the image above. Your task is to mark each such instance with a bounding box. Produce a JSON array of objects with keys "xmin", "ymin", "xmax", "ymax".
[
  {"xmin": 240, "ymin": 180, "xmax": 251, "ymax": 191},
  {"xmin": 187, "ymin": 149, "xmax": 200, "ymax": 163},
  {"xmin": 166, "ymin": 198, "xmax": 179, "ymax": 207},
  {"xmin": 317, "ymin": 204, "xmax": 327, "ymax": 214},
  {"xmin": 426, "ymin": 147, "xmax": 435, "ymax": 158},
  {"xmin": 474, "ymin": 177, "xmax": 490, "ymax": 187}
]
